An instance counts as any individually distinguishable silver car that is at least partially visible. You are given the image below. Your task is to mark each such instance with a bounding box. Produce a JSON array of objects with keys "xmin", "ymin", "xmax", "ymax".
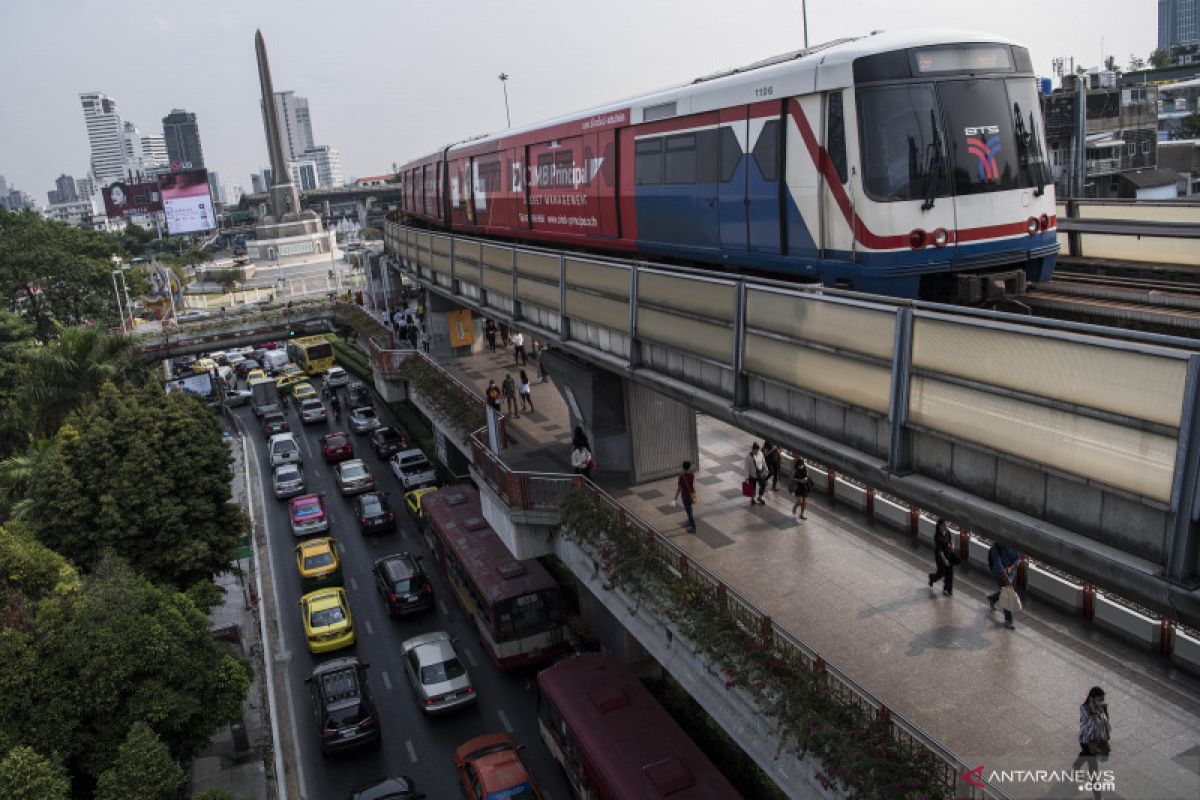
[
  {"xmin": 324, "ymin": 366, "xmax": 350, "ymax": 388},
  {"xmin": 273, "ymin": 463, "xmax": 305, "ymax": 500},
  {"xmin": 348, "ymin": 406, "xmax": 381, "ymax": 434},
  {"xmin": 335, "ymin": 458, "xmax": 376, "ymax": 496},
  {"xmin": 223, "ymin": 389, "xmax": 253, "ymax": 408},
  {"xmin": 400, "ymin": 631, "xmax": 475, "ymax": 715},
  {"xmin": 299, "ymin": 398, "xmax": 327, "ymax": 424}
]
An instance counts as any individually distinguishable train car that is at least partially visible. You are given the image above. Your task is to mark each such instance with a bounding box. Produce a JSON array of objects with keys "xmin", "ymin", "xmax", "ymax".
[
  {"xmin": 537, "ymin": 653, "xmax": 743, "ymax": 799},
  {"xmin": 422, "ymin": 486, "xmax": 569, "ymax": 669},
  {"xmin": 398, "ymin": 30, "xmax": 1057, "ymax": 301}
]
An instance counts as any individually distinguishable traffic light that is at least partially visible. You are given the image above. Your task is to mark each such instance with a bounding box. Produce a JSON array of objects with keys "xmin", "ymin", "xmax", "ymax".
[{"xmin": 288, "ymin": 328, "xmax": 297, "ymax": 338}]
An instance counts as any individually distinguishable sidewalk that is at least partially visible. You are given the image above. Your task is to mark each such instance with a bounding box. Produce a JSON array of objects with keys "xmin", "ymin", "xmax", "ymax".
[
  {"xmin": 188, "ymin": 432, "xmax": 269, "ymax": 800},
  {"xmin": 431, "ymin": 341, "xmax": 1200, "ymax": 800}
]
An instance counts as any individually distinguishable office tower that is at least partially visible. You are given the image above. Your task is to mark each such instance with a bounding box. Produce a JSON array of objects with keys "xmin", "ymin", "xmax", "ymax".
[
  {"xmin": 80, "ymin": 91, "xmax": 128, "ymax": 186},
  {"xmin": 288, "ymin": 160, "xmax": 319, "ymax": 191},
  {"xmin": 75, "ymin": 175, "xmax": 95, "ymax": 200},
  {"xmin": 269, "ymin": 91, "xmax": 315, "ymax": 161},
  {"xmin": 301, "ymin": 145, "xmax": 343, "ymax": 187},
  {"xmin": 223, "ymin": 183, "xmax": 243, "ymax": 205},
  {"xmin": 0, "ymin": 175, "xmax": 7, "ymax": 196},
  {"xmin": 141, "ymin": 134, "xmax": 168, "ymax": 168},
  {"xmin": 1160, "ymin": 0, "xmax": 1200, "ymax": 49},
  {"xmin": 162, "ymin": 109, "xmax": 206, "ymax": 169},
  {"xmin": 55, "ymin": 174, "xmax": 79, "ymax": 203},
  {"xmin": 208, "ymin": 171, "xmax": 221, "ymax": 203}
]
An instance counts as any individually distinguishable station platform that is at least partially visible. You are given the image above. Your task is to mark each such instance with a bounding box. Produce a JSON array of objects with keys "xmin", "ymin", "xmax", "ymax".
[{"xmin": 415, "ymin": 338, "xmax": 1200, "ymax": 800}]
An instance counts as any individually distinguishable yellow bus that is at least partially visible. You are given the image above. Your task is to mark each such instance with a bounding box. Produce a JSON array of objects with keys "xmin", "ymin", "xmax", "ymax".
[{"xmin": 286, "ymin": 336, "xmax": 335, "ymax": 375}]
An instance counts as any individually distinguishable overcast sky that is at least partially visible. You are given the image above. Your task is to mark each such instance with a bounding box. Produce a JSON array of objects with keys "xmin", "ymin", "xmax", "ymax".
[{"xmin": 0, "ymin": 0, "xmax": 1157, "ymax": 198}]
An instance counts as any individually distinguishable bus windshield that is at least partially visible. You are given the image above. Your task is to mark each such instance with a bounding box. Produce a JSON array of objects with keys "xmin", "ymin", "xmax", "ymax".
[{"xmin": 495, "ymin": 591, "xmax": 557, "ymax": 637}]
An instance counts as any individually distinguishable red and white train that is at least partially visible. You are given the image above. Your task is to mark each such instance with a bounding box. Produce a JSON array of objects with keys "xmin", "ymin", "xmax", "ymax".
[{"xmin": 397, "ymin": 30, "xmax": 1058, "ymax": 300}]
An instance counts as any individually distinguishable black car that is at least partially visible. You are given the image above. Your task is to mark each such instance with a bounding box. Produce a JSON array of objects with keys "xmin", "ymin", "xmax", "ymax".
[
  {"xmin": 172, "ymin": 354, "xmax": 198, "ymax": 377},
  {"xmin": 346, "ymin": 381, "xmax": 372, "ymax": 411},
  {"xmin": 354, "ymin": 492, "xmax": 395, "ymax": 534},
  {"xmin": 372, "ymin": 553, "xmax": 433, "ymax": 617},
  {"xmin": 368, "ymin": 427, "xmax": 408, "ymax": 459},
  {"xmin": 306, "ymin": 657, "xmax": 381, "ymax": 755},
  {"xmin": 263, "ymin": 412, "xmax": 290, "ymax": 438},
  {"xmin": 235, "ymin": 357, "xmax": 261, "ymax": 379},
  {"xmin": 348, "ymin": 776, "xmax": 424, "ymax": 800}
]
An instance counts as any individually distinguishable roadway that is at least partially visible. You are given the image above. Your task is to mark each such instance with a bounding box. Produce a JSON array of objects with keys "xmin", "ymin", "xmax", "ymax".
[{"xmin": 234, "ymin": 391, "xmax": 571, "ymax": 800}]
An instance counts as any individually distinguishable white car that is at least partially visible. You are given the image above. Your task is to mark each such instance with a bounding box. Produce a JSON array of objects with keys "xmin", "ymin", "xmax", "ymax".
[
  {"xmin": 390, "ymin": 449, "xmax": 437, "ymax": 490},
  {"xmin": 325, "ymin": 366, "xmax": 350, "ymax": 388},
  {"xmin": 273, "ymin": 463, "xmax": 305, "ymax": 500},
  {"xmin": 400, "ymin": 631, "xmax": 476, "ymax": 715},
  {"xmin": 177, "ymin": 309, "xmax": 211, "ymax": 322},
  {"xmin": 348, "ymin": 406, "xmax": 382, "ymax": 434},
  {"xmin": 269, "ymin": 432, "xmax": 301, "ymax": 467},
  {"xmin": 223, "ymin": 389, "xmax": 253, "ymax": 408},
  {"xmin": 299, "ymin": 398, "xmax": 327, "ymax": 424}
]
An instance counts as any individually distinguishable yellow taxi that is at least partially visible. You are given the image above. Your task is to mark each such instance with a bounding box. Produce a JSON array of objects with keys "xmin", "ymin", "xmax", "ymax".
[
  {"xmin": 280, "ymin": 363, "xmax": 306, "ymax": 379},
  {"xmin": 295, "ymin": 536, "xmax": 343, "ymax": 592},
  {"xmin": 246, "ymin": 368, "xmax": 267, "ymax": 383},
  {"xmin": 276, "ymin": 373, "xmax": 305, "ymax": 395},
  {"xmin": 192, "ymin": 357, "xmax": 218, "ymax": 373},
  {"xmin": 404, "ymin": 487, "xmax": 439, "ymax": 530},
  {"xmin": 292, "ymin": 382, "xmax": 318, "ymax": 402},
  {"xmin": 299, "ymin": 587, "xmax": 355, "ymax": 654}
]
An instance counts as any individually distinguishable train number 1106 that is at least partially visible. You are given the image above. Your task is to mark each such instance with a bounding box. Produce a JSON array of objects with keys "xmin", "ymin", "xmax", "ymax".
[{"xmin": 755, "ymin": 86, "xmax": 775, "ymax": 97}]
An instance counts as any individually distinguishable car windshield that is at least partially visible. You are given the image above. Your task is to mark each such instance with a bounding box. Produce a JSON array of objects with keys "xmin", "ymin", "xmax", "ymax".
[
  {"xmin": 420, "ymin": 657, "xmax": 465, "ymax": 684},
  {"xmin": 304, "ymin": 552, "xmax": 334, "ymax": 570},
  {"xmin": 294, "ymin": 502, "xmax": 323, "ymax": 519},
  {"xmin": 302, "ymin": 400, "xmax": 323, "ymax": 410},
  {"xmin": 274, "ymin": 441, "xmax": 297, "ymax": 454},
  {"xmin": 376, "ymin": 428, "xmax": 401, "ymax": 442},
  {"xmin": 310, "ymin": 605, "xmax": 345, "ymax": 627},
  {"xmin": 277, "ymin": 467, "xmax": 300, "ymax": 481},
  {"xmin": 487, "ymin": 783, "xmax": 536, "ymax": 800},
  {"xmin": 361, "ymin": 496, "xmax": 383, "ymax": 514},
  {"xmin": 342, "ymin": 464, "xmax": 367, "ymax": 479},
  {"xmin": 401, "ymin": 460, "xmax": 430, "ymax": 475},
  {"xmin": 356, "ymin": 409, "xmax": 377, "ymax": 421},
  {"xmin": 327, "ymin": 702, "xmax": 366, "ymax": 727}
]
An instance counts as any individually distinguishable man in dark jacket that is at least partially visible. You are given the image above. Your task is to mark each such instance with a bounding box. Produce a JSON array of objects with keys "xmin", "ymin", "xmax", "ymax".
[{"xmin": 987, "ymin": 543, "xmax": 1021, "ymax": 630}]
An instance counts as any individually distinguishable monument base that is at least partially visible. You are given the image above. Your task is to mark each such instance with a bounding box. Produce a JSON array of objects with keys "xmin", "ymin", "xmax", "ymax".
[{"xmin": 248, "ymin": 230, "xmax": 338, "ymax": 263}]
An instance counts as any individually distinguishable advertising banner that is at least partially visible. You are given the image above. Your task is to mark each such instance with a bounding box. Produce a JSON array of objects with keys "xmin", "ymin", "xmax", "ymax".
[
  {"xmin": 166, "ymin": 372, "xmax": 214, "ymax": 399},
  {"xmin": 447, "ymin": 309, "xmax": 475, "ymax": 347},
  {"xmin": 102, "ymin": 181, "xmax": 163, "ymax": 217},
  {"xmin": 159, "ymin": 169, "xmax": 215, "ymax": 234}
]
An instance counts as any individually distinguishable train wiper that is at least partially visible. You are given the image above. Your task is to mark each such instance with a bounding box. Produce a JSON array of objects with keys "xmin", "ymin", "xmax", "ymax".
[
  {"xmin": 921, "ymin": 109, "xmax": 943, "ymax": 211},
  {"xmin": 1013, "ymin": 103, "xmax": 1045, "ymax": 197}
]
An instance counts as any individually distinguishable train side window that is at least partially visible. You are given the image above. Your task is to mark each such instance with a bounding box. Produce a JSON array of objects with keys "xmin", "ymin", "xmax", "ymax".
[
  {"xmin": 752, "ymin": 120, "xmax": 780, "ymax": 181},
  {"xmin": 554, "ymin": 150, "xmax": 574, "ymax": 169},
  {"xmin": 719, "ymin": 127, "xmax": 741, "ymax": 183},
  {"xmin": 696, "ymin": 129, "xmax": 719, "ymax": 183},
  {"xmin": 827, "ymin": 92, "xmax": 848, "ymax": 184},
  {"xmin": 635, "ymin": 138, "xmax": 663, "ymax": 185},
  {"xmin": 665, "ymin": 134, "xmax": 696, "ymax": 184}
]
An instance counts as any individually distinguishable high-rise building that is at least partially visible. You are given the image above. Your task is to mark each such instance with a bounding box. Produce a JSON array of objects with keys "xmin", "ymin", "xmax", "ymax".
[
  {"xmin": 288, "ymin": 160, "xmax": 319, "ymax": 191},
  {"xmin": 222, "ymin": 183, "xmax": 244, "ymax": 206},
  {"xmin": 162, "ymin": 109, "xmax": 205, "ymax": 169},
  {"xmin": 0, "ymin": 175, "xmax": 7, "ymax": 196},
  {"xmin": 301, "ymin": 145, "xmax": 343, "ymax": 187},
  {"xmin": 55, "ymin": 173, "xmax": 79, "ymax": 203},
  {"xmin": 75, "ymin": 175, "xmax": 95, "ymax": 201},
  {"xmin": 80, "ymin": 91, "xmax": 128, "ymax": 186},
  {"xmin": 208, "ymin": 171, "xmax": 222, "ymax": 204},
  {"xmin": 269, "ymin": 91, "xmax": 315, "ymax": 161},
  {"xmin": 250, "ymin": 168, "xmax": 273, "ymax": 194},
  {"xmin": 1160, "ymin": 1, "xmax": 1200, "ymax": 50},
  {"xmin": 141, "ymin": 134, "xmax": 168, "ymax": 168}
]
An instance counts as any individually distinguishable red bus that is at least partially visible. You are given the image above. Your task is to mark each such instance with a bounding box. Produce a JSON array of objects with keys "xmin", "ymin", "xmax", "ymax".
[
  {"xmin": 537, "ymin": 653, "xmax": 742, "ymax": 800},
  {"xmin": 423, "ymin": 486, "xmax": 568, "ymax": 669}
]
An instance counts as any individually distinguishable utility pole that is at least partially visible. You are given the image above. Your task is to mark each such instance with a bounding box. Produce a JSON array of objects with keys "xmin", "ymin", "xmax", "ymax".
[
  {"xmin": 801, "ymin": 0, "xmax": 809, "ymax": 49},
  {"xmin": 1074, "ymin": 74, "xmax": 1088, "ymax": 198},
  {"xmin": 498, "ymin": 73, "xmax": 511, "ymax": 128}
]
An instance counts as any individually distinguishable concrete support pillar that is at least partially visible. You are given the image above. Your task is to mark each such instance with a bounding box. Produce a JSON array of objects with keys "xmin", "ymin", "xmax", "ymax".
[
  {"xmin": 541, "ymin": 349, "xmax": 697, "ymax": 486},
  {"xmin": 887, "ymin": 308, "xmax": 914, "ymax": 474},
  {"xmin": 1167, "ymin": 355, "xmax": 1200, "ymax": 583},
  {"xmin": 423, "ymin": 290, "xmax": 488, "ymax": 359}
]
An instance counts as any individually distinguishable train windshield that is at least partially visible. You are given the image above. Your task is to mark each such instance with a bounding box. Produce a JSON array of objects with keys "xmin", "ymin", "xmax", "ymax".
[{"xmin": 858, "ymin": 77, "xmax": 1050, "ymax": 201}]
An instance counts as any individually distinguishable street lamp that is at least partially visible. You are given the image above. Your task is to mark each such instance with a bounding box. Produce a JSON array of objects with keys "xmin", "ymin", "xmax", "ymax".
[
  {"xmin": 801, "ymin": 1, "xmax": 809, "ymax": 49},
  {"xmin": 498, "ymin": 72, "xmax": 511, "ymax": 128}
]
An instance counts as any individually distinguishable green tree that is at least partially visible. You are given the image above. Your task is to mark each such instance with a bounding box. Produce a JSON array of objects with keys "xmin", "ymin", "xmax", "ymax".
[
  {"xmin": 0, "ymin": 521, "xmax": 78, "ymax": 602},
  {"xmin": 0, "ymin": 209, "xmax": 122, "ymax": 342},
  {"xmin": 1128, "ymin": 54, "xmax": 1145, "ymax": 71},
  {"xmin": 2, "ymin": 556, "xmax": 249, "ymax": 791},
  {"xmin": 114, "ymin": 223, "xmax": 156, "ymax": 258},
  {"xmin": 1151, "ymin": 48, "xmax": 1171, "ymax": 69},
  {"xmin": 0, "ymin": 310, "xmax": 35, "ymax": 458},
  {"xmin": 22, "ymin": 325, "xmax": 142, "ymax": 438},
  {"xmin": 0, "ymin": 745, "xmax": 70, "ymax": 800},
  {"xmin": 206, "ymin": 268, "xmax": 241, "ymax": 294},
  {"xmin": 1180, "ymin": 111, "xmax": 1200, "ymax": 140},
  {"xmin": 28, "ymin": 383, "xmax": 242, "ymax": 589},
  {"xmin": 0, "ymin": 440, "xmax": 60, "ymax": 520},
  {"xmin": 94, "ymin": 722, "xmax": 185, "ymax": 800}
]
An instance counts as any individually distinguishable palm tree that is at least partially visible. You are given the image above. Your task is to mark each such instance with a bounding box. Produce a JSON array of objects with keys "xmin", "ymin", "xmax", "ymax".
[
  {"xmin": 23, "ymin": 326, "xmax": 142, "ymax": 437},
  {"xmin": 0, "ymin": 437, "xmax": 58, "ymax": 520}
]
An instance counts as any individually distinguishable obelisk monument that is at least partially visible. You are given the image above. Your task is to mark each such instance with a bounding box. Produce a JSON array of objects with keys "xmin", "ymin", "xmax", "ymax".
[{"xmin": 248, "ymin": 29, "xmax": 327, "ymax": 260}]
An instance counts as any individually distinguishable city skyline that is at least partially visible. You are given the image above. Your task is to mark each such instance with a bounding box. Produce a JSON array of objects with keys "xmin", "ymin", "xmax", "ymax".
[{"xmin": 0, "ymin": 0, "xmax": 1158, "ymax": 200}]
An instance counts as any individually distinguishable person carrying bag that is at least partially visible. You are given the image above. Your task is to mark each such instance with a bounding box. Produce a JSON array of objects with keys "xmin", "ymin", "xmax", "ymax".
[{"xmin": 1078, "ymin": 686, "xmax": 1111, "ymax": 757}]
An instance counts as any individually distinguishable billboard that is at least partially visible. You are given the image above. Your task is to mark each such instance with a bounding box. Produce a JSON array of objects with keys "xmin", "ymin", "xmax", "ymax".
[
  {"xmin": 166, "ymin": 372, "xmax": 214, "ymax": 399},
  {"xmin": 159, "ymin": 169, "xmax": 215, "ymax": 234},
  {"xmin": 102, "ymin": 181, "xmax": 162, "ymax": 217}
]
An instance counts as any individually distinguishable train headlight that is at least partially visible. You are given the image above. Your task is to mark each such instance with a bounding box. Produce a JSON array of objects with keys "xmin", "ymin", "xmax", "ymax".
[
  {"xmin": 908, "ymin": 229, "xmax": 927, "ymax": 250},
  {"xmin": 1039, "ymin": 213, "xmax": 1050, "ymax": 231},
  {"xmin": 932, "ymin": 228, "xmax": 948, "ymax": 247},
  {"xmin": 1026, "ymin": 217, "xmax": 1040, "ymax": 235}
]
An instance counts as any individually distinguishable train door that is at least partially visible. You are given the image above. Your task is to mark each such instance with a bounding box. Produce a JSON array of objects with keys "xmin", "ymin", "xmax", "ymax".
[
  {"xmin": 717, "ymin": 108, "xmax": 748, "ymax": 251},
  {"xmin": 747, "ymin": 111, "xmax": 782, "ymax": 253}
]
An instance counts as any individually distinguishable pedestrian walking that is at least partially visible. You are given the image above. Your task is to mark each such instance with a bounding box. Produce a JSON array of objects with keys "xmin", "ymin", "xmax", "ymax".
[
  {"xmin": 763, "ymin": 439, "xmax": 782, "ymax": 490},
  {"xmin": 744, "ymin": 442, "xmax": 767, "ymax": 505},
  {"xmin": 927, "ymin": 518, "xmax": 956, "ymax": 596},
  {"xmin": 518, "ymin": 369, "xmax": 533, "ymax": 412},
  {"xmin": 571, "ymin": 443, "xmax": 594, "ymax": 480},
  {"xmin": 419, "ymin": 326, "xmax": 429, "ymax": 354},
  {"xmin": 502, "ymin": 373, "xmax": 519, "ymax": 418},
  {"xmin": 987, "ymin": 542, "xmax": 1021, "ymax": 630},
  {"xmin": 673, "ymin": 460, "xmax": 698, "ymax": 532},
  {"xmin": 512, "ymin": 330, "xmax": 527, "ymax": 365},
  {"xmin": 499, "ymin": 321, "xmax": 509, "ymax": 346},
  {"xmin": 485, "ymin": 379, "xmax": 501, "ymax": 411},
  {"xmin": 1077, "ymin": 686, "xmax": 1111, "ymax": 758},
  {"xmin": 485, "ymin": 319, "xmax": 498, "ymax": 352},
  {"xmin": 790, "ymin": 457, "xmax": 812, "ymax": 519},
  {"xmin": 572, "ymin": 426, "xmax": 590, "ymax": 451},
  {"xmin": 407, "ymin": 323, "xmax": 418, "ymax": 349}
]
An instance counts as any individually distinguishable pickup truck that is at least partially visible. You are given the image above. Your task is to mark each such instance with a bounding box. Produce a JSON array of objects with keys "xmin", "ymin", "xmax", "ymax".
[{"xmin": 250, "ymin": 377, "xmax": 282, "ymax": 418}]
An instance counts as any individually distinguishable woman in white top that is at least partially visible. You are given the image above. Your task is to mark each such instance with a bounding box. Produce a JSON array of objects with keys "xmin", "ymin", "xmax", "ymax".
[
  {"xmin": 571, "ymin": 445, "xmax": 593, "ymax": 480},
  {"xmin": 518, "ymin": 369, "xmax": 533, "ymax": 412},
  {"xmin": 745, "ymin": 442, "xmax": 767, "ymax": 505}
]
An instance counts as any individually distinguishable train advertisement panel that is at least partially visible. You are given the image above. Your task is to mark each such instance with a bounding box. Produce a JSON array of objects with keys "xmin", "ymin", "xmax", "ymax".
[
  {"xmin": 158, "ymin": 169, "xmax": 215, "ymax": 234},
  {"xmin": 102, "ymin": 181, "xmax": 163, "ymax": 217}
]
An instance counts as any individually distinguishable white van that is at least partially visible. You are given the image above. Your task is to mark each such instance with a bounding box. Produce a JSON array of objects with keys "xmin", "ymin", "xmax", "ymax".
[
  {"xmin": 262, "ymin": 350, "xmax": 288, "ymax": 374},
  {"xmin": 216, "ymin": 366, "xmax": 236, "ymax": 391},
  {"xmin": 269, "ymin": 433, "xmax": 301, "ymax": 467}
]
